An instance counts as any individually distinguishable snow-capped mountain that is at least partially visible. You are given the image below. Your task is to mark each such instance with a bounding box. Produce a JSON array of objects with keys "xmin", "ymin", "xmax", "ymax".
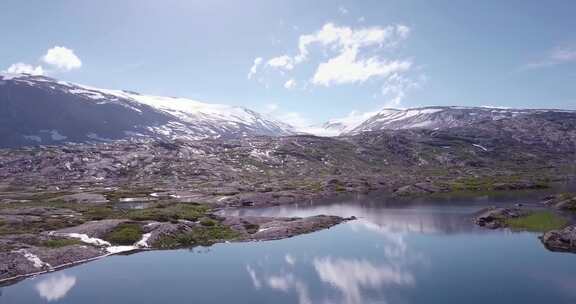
[
  {"xmin": 313, "ymin": 106, "xmax": 575, "ymax": 136},
  {"xmin": 297, "ymin": 111, "xmax": 380, "ymax": 137},
  {"xmin": 0, "ymin": 73, "xmax": 294, "ymax": 148}
]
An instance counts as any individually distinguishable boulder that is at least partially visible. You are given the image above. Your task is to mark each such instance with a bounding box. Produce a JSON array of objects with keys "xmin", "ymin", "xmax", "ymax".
[
  {"xmin": 541, "ymin": 225, "xmax": 576, "ymax": 253},
  {"xmin": 474, "ymin": 207, "xmax": 528, "ymax": 229}
]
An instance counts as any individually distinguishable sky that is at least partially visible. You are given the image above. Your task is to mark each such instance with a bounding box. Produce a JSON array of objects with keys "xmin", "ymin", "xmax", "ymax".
[{"xmin": 1, "ymin": 0, "xmax": 575, "ymax": 127}]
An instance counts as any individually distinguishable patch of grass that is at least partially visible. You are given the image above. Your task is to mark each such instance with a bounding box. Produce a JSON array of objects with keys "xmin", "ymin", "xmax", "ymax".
[
  {"xmin": 104, "ymin": 223, "xmax": 143, "ymax": 245},
  {"xmin": 450, "ymin": 176, "xmax": 497, "ymax": 191},
  {"xmin": 83, "ymin": 206, "xmax": 117, "ymax": 220},
  {"xmin": 154, "ymin": 225, "xmax": 239, "ymax": 248},
  {"xmin": 449, "ymin": 175, "xmax": 549, "ymax": 192},
  {"xmin": 334, "ymin": 185, "xmax": 346, "ymax": 192},
  {"xmin": 126, "ymin": 203, "xmax": 209, "ymax": 222},
  {"xmin": 27, "ymin": 192, "xmax": 73, "ymax": 202},
  {"xmin": 41, "ymin": 238, "xmax": 83, "ymax": 248},
  {"xmin": 199, "ymin": 218, "xmax": 216, "ymax": 227},
  {"xmin": 0, "ymin": 217, "xmax": 85, "ymax": 236},
  {"xmin": 506, "ymin": 211, "xmax": 568, "ymax": 232},
  {"xmin": 306, "ymin": 181, "xmax": 323, "ymax": 193}
]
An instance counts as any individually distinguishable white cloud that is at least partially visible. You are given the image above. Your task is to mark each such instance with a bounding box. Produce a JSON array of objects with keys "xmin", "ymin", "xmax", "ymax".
[
  {"xmin": 523, "ymin": 46, "xmax": 576, "ymax": 70},
  {"xmin": 267, "ymin": 55, "xmax": 295, "ymax": 70},
  {"xmin": 250, "ymin": 22, "xmax": 421, "ymax": 110},
  {"xmin": 262, "ymin": 103, "xmax": 280, "ymax": 114},
  {"xmin": 338, "ymin": 6, "xmax": 349, "ymax": 15},
  {"xmin": 312, "ymin": 48, "xmax": 412, "ymax": 86},
  {"xmin": 250, "ymin": 23, "xmax": 416, "ymax": 103},
  {"xmin": 380, "ymin": 73, "xmax": 425, "ymax": 108},
  {"xmin": 284, "ymin": 78, "xmax": 297, "ymax": 89},
  {"xmin": 42, "ymin": 46, "xmax": 82, "ymax": 71},
  {"xmin": 3, "ymin": 46, "xmax": 82, "ymax": 76},
  {"xmin": 551, "ymin": 47, "xmax": 576, "ymax": 61},
  {"xmin": 248, "ymin": 57, "xmax": 263, "ymax": 79},
  {"xmin": 4, "ymin": 63, "xmax": 44, "ymax": 75},
  {"xmin": 293, "ymin": 23, "xmax": 406, "ymax": 65}
]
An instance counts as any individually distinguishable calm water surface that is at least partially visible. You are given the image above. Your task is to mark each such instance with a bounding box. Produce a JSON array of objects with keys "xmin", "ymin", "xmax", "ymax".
[{"xmin": 2, "ymin": 189, "xmax": 576, "ymax": 304}]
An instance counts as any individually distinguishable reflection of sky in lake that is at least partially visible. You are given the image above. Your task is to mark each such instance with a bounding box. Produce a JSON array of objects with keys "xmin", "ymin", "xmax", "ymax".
[
  {"xmin": 247, "ymin": 253, "xmax": 417, "ymax": 304},
  {"xmin": 3, "ymin": 190, "xmax": 576, "ymax": 303},
  {"xmin": 35, "ymin": 274, "xmax": 77, "ymax": 302}
]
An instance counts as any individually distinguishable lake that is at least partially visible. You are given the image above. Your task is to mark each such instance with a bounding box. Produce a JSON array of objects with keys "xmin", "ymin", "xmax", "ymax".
[{"xmin": 2, "ymin": 189, "xmax": 576, "ymax": 304}]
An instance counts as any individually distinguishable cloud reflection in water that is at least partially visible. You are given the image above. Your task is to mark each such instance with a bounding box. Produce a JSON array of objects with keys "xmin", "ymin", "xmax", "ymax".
[
  {"xmin": 314, "ymin": 257, "xmax": 414, "ymax": 304},
  {"xmin": 35, "ymin": 273, "xmax": 77, "ymax": 302}
]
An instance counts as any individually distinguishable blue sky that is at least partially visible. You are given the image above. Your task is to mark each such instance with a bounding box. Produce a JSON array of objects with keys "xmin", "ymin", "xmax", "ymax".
[{"xmin": 1, "ymin": 0, "xmax": 575, "ymax": 126}]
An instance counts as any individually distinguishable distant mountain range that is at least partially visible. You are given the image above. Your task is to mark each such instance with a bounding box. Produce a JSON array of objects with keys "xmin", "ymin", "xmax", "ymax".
[
  {"xmin": 1, "ymin": 73, "xmax": 574, "ymax": 148},
  {"xmin": 0, "ymin": 74, "xmax": 294, "ymax": 148},
  {"xmin": 318, "ymin": 106, "xmax": 576, "ymax": 136}
]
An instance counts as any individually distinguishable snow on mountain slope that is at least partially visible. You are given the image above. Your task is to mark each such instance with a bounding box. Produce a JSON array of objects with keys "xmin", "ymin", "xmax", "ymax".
[
  {"xmin": 310, "ymin": 106, "xmax": 576, "ymax": 136},
  {"xmin": 312, "ymin": 111, "xmax": 379, "ymax": 136},
  {"xmin": 346, "ymin": 106, "xmax": 552, "ymax": 134},
  {"xmin": 0, "ymin": 73, "xmax": 294, "ymax": 148}
]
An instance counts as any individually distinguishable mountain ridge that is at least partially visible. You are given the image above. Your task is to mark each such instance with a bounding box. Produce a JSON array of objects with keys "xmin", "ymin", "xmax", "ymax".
[
  {"xmin": 312, "ymin": 106, "xmax": 576, "ymax": 136},
  {"xmin": 0, "ymin": 73, "xmax": 294, "ymax": 148}
]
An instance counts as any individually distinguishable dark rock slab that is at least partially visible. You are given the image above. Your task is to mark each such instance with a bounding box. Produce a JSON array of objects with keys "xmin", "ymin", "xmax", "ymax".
[
  {"xmin": 541, "ymin": 225, "xmax": 576, "ymax": 253},
  {"xmin": 541, "ymin": 194, "xmax": 576, "ymax": 210},
  {"xmin": 474, "ymin": 207, "xmax": 529, "ymax": 229},
  {"xmin": 244, "ymin": 215, "xmax": 352, "ymax": 241}
]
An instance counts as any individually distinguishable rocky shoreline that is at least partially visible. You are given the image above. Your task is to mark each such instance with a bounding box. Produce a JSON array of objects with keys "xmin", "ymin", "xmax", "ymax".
[
  {"xmin": 1, "ymin": 178, "xmax": 572, "ymax": 284},
  {"xmin": 0, "ymin": 212, "xmax": 351, "ymax": 284},
  {"xmin": 473, "ymin": 193, "xmax": 576, "ymax": 253}
]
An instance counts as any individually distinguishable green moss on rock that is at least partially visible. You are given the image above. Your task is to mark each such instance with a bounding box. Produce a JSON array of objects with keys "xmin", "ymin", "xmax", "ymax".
[{"xmin": 104, "ymin": 223, "xmax": 143, "ymax": 245}]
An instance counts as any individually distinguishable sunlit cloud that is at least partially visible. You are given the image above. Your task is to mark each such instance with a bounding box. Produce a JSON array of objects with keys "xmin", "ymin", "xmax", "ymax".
[
  {"xmin": 248, "ymin": 57, "xmax": 263, "ymax": 79},
  {"xmin": 312, "ymin": 48, "xmax": 412, "ymax": 86},
  {"xmin": 284, "ymin": 78, "xmax": 297, "ymax": 89},
  {"xmin": 42, "ymin": 46, "xmax": 82, "ymax": 71},
  {"xmin": 267, "ymin": 55, "xmax": 295, "ymax": 71},
  {"xmin": 249, "ymin": 22, "xmax": 421, "ymax": 110},
  {"xmin": 3, "ymin": 63, "xmax": 45, "ymax": 75},
  {"xmin": 523, "ymin": 46, "xmax": 576, "ymax": 70},
  {"xmin": 2, "ymin": 46, "xmax": 82, "ymax": 76}
]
